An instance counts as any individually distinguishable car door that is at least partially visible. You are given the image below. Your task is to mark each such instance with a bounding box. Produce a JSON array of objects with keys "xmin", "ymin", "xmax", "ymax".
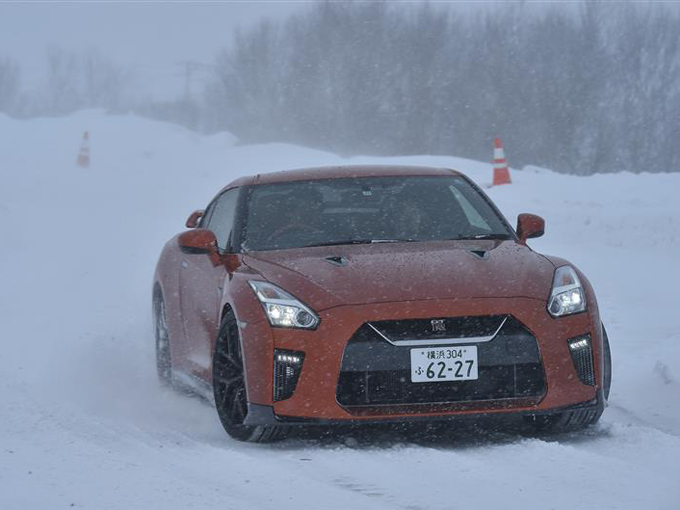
[{"xmin": 179, "ymin": 187, "xmax": 240, "ymax": 378}]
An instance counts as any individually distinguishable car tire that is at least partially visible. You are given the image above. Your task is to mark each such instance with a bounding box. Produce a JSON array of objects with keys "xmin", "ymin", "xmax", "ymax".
[
  {"xmin": 525, "ymin": 324, "xmax": 612, "ymax": 433},
  {"xmin": 602, "ymin": 324, "xmax": 612, "ymax": 401},
  {"xmin": 153, "ymin": 290, "xmax": 173, "ymax": 386},
  {"xmin": 213, "ymin": 310, "xmax": 288, "ymax": 443}
]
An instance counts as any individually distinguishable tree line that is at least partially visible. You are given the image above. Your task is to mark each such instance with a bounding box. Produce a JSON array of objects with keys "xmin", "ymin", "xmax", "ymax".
[
  {"xmin": 207, "ymin": 2, "xmax": 680, "ymax": 174},
  {"xmin": 0, "ymin": 48, "xmax": 130, "ymax": 118},
  {"xmin": 1, "ymin": 2, "xmax": 678, "ymax": 175}
]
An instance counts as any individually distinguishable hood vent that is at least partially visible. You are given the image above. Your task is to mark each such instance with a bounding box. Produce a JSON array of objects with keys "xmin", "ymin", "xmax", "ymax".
[
  {"xmin": 324, "ymin": 255, "xmax": 347, "ymax": 266},
  {"xmin": 469, "ymin": 249, "xmax": 489, "ymax": 260}
]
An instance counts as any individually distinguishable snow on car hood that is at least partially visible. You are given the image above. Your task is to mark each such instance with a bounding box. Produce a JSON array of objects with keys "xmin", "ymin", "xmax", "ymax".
[{"xmin": 243, "ymin": 240, "xmax": 555, "ymax": 309}]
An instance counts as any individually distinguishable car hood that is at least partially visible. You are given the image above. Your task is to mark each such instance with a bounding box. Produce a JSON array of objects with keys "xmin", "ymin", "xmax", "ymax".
[{"xmin": 242, "ymin": 240, "xmax": 555, "ymax": 310}]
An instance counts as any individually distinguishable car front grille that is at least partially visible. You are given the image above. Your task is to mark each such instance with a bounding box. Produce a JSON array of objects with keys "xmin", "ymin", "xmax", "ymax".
[
  {"xmin": 368, "ymin": 315, "xmax": 506, "ymax": 343},
  {"xmin": 336, "ymin": 315, "xmax": 546, "ymax": 408}
]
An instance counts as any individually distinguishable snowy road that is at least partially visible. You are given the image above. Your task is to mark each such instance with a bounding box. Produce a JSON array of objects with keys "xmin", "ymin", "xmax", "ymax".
[{"xmin": 1, "ymin": 111, "xmax": 678, "ymax": 510}]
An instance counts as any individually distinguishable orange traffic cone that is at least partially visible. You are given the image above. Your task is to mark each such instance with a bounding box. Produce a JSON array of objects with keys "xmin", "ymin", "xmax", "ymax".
[
  {"xmin": 492, "ymin": 137, "xmax": 511, "ymax": 185},
  {"xmin": 77, "ymin": 131, "xmax": 90, "ymax": 168}
]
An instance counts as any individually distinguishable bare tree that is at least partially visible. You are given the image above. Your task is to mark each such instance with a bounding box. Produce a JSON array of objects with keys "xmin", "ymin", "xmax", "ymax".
[
  {"xmin": 44, "ymin": 46, "xmax": 130, "ymax": 115},
  {"xmin": 45, "ymin": 47, "xmax": 80, "ymax": 115},
  {"xmin": 82, "ymin": 49, "xmax": 129, "ymax": 110},
  {"xmin": 0, "ymin": 57, "xmax": 21, "ymax": 115}
]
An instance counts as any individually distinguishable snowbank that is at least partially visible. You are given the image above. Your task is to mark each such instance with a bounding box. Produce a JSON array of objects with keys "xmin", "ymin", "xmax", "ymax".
[{"xmin": 0, "ymin": 111, "xmax": 678, "ymax": 510}]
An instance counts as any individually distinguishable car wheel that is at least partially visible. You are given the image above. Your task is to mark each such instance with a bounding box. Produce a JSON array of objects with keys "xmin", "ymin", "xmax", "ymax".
[
  {"xmin": 213, "ymin": 310, "xmax": 288, "ymax": 443},
  {"xmin": 153, "ymin": 291, "xmax": 173, "ymax": 386},
  {"xmin": 525, "ymin": 324, "xmax": 612, "ymax": 433},
  {"xmin": 602, "ymin": 324, "xmax": 612, "ymax": 401}
]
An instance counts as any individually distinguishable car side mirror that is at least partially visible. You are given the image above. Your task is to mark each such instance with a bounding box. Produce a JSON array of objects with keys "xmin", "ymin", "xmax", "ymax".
[
  {"xmin": 185, "ymin": 209, "xmax": 205, "ymax": 229},
  {"xmin": 516, "ymin": 213, "xmax": 545, "ymax": 244},
  {"xmin": 178, "ymin": 228, "xmax": 217, "ymax": 255}
]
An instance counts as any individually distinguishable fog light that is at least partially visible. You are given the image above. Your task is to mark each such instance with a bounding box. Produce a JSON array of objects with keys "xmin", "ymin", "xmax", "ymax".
[
  {"xmin": 569, "ymin": 338, "xmax": 589, "ymax": 351},
  {"xmin": 568, "ymin": 335, "xmax": 595, "ymax": 386},
  {"xmin": 273, "ymin": 349, "xmax": 305, "ymax": 401}
]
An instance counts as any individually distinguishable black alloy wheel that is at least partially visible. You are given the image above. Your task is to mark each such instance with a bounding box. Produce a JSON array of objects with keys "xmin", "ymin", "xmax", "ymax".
[
  {"xmin": 213, "ymin": 310, "xmax": 287, "ymax": 442},
  {"xmin": 154, "ymin": 293, "xmax": 173, "ymax": 386}
]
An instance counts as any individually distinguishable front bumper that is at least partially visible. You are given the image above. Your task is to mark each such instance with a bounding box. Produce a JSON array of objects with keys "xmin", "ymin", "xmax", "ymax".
[
  {"xmin": 239, "ymin": 297, "xmax": 604, "ymax": 423},
  {"xmin": 244, "ymin": 390, "xmax": 605, "ymax": 427}
]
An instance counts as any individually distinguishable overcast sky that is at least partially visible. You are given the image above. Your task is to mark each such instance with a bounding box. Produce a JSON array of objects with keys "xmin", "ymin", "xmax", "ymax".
[
  {"xmin": 0, "ymin": 1, "xmax": 611, "ymax": 102},
  {"xmin": 0, "ymin": 1, "xmax": 306, "ymax": 99}
]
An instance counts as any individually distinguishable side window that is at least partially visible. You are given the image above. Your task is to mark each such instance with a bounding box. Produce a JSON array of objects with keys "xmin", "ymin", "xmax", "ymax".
[
  {"xmin": 198, "ymin": 203, "xmax": 214, "ymax": 228},
  {"xmin": 205, "ymin": 188, "xmax": 239, "ymax": 251}
]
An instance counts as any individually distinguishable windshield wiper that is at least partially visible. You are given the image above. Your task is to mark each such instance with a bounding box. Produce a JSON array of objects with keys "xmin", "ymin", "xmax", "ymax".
[
  {"xmin": 370, "ymin": 238, "xmax": 418, "ymax": 243},
  {"xmin": 453, "ymin": 233, "xmax": 512, "ymax": 241},
  {"xmin": 303, "ymin": 238, "xmax": 417, "ymax": 248}
]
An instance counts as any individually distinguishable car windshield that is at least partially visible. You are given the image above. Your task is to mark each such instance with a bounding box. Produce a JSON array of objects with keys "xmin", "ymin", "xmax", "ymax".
[{"xmin": 241, "ymin": 175, "xmax": 513, "ymax": 251}]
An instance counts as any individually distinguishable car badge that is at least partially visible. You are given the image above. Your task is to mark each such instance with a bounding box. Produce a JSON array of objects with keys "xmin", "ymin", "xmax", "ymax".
[{"xmin": 431, "ymin": 319, "xmax": 446, "ymax": 333}]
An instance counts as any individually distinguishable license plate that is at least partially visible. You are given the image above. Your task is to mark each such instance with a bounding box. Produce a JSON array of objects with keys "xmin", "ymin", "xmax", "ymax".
[{"xmin": 410, "ymin": 346, "xmax": 478, "ymax": 383}]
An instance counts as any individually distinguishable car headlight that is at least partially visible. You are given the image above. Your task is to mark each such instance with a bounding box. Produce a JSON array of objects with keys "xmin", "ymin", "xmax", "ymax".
[
  {"xmin": 248, "ymin": 281, "xmax": 319, "ymax": 329},
  {"xmin": 548, "ymin": 266, "xmax": 587, "ymax": 317}
]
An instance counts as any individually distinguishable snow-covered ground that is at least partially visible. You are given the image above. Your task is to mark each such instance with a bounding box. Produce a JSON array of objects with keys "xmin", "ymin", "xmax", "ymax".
[{"xmin": 1, "ymin": 110, "xmax": 678, "ymax": 510}]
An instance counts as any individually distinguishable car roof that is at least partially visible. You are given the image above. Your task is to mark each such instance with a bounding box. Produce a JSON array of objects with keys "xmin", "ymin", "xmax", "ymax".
[{"xmin": 221, "ymin": 165, "xmax": 463, "ymax": 191}]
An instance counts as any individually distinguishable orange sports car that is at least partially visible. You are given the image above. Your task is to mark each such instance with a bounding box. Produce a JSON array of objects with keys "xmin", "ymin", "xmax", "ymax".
[{"xmin": 152, "ymin": 166, "xmax": 611, "ymax": 442}]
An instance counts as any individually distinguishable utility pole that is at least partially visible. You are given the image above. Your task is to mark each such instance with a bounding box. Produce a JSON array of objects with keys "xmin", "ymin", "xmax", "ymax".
[{"xmin": 175, "ymin": 60, "xmax": 217, "ymax": 100}]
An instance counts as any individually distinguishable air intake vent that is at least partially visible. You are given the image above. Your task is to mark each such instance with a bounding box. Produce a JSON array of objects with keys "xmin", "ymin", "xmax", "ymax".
[
  {"xmin": 324, "ymin": 255, "xmax": 347, "ymax": 266},
  {"xmin": 568, "ymin": 336, "xmax": 595, "ymax": 386},
  {"xmin": 273, "ymin": 349, "xmax": 305, "ymax": 401}
]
